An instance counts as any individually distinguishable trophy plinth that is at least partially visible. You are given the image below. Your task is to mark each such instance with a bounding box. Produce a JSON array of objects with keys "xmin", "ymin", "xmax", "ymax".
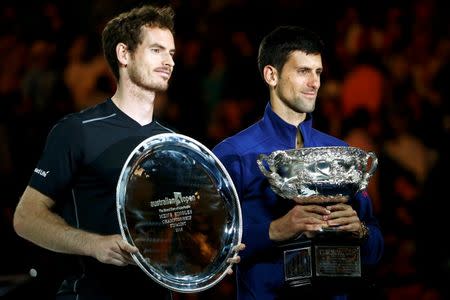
[
  {"xmin": 280, "ymin": 230, "xmax": 363, "ymax": 290},
  {"xmin": 257, "ymin": 146, "xmax": 377, "ymax": 290}
]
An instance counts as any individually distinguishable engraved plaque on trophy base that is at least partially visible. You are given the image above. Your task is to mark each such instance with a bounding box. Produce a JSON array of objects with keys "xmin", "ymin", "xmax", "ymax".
[{"xmin": 280, "ymin": 231, "xmax": 364, "ymax": 291}]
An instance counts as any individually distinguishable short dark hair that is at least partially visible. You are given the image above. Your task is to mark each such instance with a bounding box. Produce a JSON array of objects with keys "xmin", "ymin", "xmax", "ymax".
[
  {"xmin": 257, "ymin": 26, "xmax": 324, "ymax": 78},
  {"xmin": 102, "ymin": 5, "xmax": 175, "ymax": 80}
]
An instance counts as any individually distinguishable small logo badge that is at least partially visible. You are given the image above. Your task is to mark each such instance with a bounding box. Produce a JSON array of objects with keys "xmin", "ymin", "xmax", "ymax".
[{"xmin": 34, "ymin": 168, "xmax": 50, "ymax": 177}]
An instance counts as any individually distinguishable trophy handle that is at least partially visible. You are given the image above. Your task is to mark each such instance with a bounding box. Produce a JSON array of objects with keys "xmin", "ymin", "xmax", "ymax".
[
  {"xmin": 366, "ymin": 152, "xmax": 378, "ymax": 177},
  {"xmin": 257, "ymin": 154, "xmax": 273, "ymax": 177},
  {"xmin": 359, "ymin": 151, "xmax": 378, "ymax": 191}
]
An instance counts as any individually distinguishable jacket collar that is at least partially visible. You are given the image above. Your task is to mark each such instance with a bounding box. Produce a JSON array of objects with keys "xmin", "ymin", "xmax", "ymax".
[{"xmin": 260, "ymin": 102, "xmax": 314, "ymax": 148}]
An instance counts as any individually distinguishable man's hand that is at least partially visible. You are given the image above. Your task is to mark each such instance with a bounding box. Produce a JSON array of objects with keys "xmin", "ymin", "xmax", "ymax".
[
  {"xmin": 269, "ymin": 204, "xmax": 330, "ymax": 242},
  {"xmin": 323, "ymin": 203, "xmax": 362, "ymax": 237},
  {"xmin": 225, "ymin": 243, "xmax": 246, "ymax": 275},
  {"xmin": 91, "ymin": 234, "xmax": 139, "ymax": 266},
  {"xmin": 292, "ymin": 195, "xmax": 349, "ymax": 205}
]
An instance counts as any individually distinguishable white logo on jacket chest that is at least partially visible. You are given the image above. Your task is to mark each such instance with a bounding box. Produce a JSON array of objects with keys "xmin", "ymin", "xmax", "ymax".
[{"xmin": 34, "ymin": 168, "xmax": 50, "ymax": 177}]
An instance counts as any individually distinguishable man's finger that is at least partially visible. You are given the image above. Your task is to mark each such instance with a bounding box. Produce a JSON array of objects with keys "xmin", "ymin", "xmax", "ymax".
[
  {"xmin": 232, "ymin": 243, "xmax": 246, "ymax": 252},
  {"xmin": 226, "ymin": 267, "xmax": 234, "ymax": 275},
  {"xmin": 118, "ymin": 239, "xmax": 139, "ymax": 253},
  {"xmin": 227, "ymin": 256, "xmax": 241, "ymax": 264},
  {"xmin": 293, "ymin": 195, "xmax": 348, "ymax": 204}
]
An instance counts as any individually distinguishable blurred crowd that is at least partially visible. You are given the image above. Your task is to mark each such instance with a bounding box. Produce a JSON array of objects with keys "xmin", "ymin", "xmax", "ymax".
[{"xmin": 0, "ymin": 0, "xmax": 449, "ymax": 299}]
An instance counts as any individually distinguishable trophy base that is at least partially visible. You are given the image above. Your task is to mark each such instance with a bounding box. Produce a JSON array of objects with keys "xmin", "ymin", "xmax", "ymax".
[{"xmin": 280, "ymin": 233, "xmax": 365, "ymax": 293}]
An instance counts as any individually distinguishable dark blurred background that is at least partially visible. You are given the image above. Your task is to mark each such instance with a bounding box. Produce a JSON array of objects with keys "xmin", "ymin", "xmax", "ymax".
[{"xmin": 1, "ymin": 0, "xmax": 449, "ymax": 299}]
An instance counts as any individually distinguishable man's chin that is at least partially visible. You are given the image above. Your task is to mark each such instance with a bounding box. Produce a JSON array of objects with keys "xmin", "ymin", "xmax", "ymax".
[{"xmin": 152, "ymin": 83, "xmax": 169, "ymax": 92}]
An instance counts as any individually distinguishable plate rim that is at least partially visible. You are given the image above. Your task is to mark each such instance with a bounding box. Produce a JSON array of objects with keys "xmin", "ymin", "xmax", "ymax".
[{"xmin": 116, "ymin": 132, "xmax": 242, "ymax": 293}]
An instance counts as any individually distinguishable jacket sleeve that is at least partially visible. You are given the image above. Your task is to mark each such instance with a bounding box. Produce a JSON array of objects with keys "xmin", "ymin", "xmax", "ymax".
[
  {"xmin": 213, "ymin": 141, "xmax": 275, "ymax": 263},
  {"xmin": 355, "ymin": 190, "xmax": 384, "ymax": 264}
]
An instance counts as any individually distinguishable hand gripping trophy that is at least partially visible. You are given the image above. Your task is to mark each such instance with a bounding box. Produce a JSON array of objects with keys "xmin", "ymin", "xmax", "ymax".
[{"xmin": 257, "ymin": 146, "xmax": 377, "ymax": 289}]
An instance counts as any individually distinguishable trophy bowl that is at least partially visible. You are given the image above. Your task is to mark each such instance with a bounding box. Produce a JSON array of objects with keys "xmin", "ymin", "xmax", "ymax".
[{"xmin": 257, "ymin": 146, "xmax": 377, "ymax": 201}]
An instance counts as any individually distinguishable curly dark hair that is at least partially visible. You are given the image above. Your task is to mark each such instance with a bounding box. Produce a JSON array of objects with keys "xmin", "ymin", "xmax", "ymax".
[{"xmin": 102, "ymin": 5, "xmax": 175, "ymax": 80}]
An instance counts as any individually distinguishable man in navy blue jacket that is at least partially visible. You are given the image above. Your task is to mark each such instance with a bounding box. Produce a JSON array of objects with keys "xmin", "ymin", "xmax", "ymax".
[{"xmin": 213, "ymin": 26, "xmax": 383, "ymax": 300}]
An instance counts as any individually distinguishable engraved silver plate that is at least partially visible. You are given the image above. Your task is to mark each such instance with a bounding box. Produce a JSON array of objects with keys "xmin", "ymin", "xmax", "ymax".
[
  {"xmin": 116, "ymin": 133, "xmax": 242, "ymax": 293},
  {"xmin": 284, "ymin": 247, "xmax": 312, "ymax": 282},
  {"xmin": 257, "ymin": 146, "xmax": 378, "ymax": 200},
  {"xmin": 314, "ymin": 246, "xmax": 361, "ymax": 277}
]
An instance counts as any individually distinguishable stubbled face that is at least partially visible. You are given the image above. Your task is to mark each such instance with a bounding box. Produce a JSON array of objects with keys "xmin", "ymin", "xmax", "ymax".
[
  {"xmin": 274, "ymin": 51, "xmax": 322, "ymax": 115},
  {"xmin": 127, "ymin": 27, "xmax": 175, "ymax": 92}
]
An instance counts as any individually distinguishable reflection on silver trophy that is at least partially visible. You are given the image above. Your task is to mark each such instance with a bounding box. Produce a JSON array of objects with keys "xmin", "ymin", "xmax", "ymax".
[
  {"xmin": 257, "ymin": 146, "xmax": 378, "ymax": 202},
  {"xmin": 257, "ymin": 146, "xmax": 378, "ymax": 288},
  {"xmin": 117, "ymin": 133, "xmax": 242, "ymax": 293}
]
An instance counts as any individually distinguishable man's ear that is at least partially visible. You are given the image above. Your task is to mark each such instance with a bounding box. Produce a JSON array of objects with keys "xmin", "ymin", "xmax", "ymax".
[
  {"xmin": 116, "ymin": 42, "xmax": 129, "ymax": 67},
  {"xmin": 263, "ymin": 65, "xmax": 278, "ymax": 87}
]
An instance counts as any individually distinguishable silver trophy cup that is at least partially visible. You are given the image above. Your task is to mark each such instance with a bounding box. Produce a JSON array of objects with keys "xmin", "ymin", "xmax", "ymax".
[{"xmin": 257, "ymin": 146, "xmax": 378, "ymax": 289}]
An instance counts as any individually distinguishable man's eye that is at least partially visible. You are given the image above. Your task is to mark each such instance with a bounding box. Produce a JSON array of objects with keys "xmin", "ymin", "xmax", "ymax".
[{"xmin": 151, "ymin": 48, "xmax": 160, "ymax": 53}]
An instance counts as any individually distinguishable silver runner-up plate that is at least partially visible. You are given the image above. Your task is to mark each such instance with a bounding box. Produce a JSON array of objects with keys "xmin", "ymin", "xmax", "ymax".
[{"xmin": 116, "ymin": 133, "xmax": 242, "ymax": 293}]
